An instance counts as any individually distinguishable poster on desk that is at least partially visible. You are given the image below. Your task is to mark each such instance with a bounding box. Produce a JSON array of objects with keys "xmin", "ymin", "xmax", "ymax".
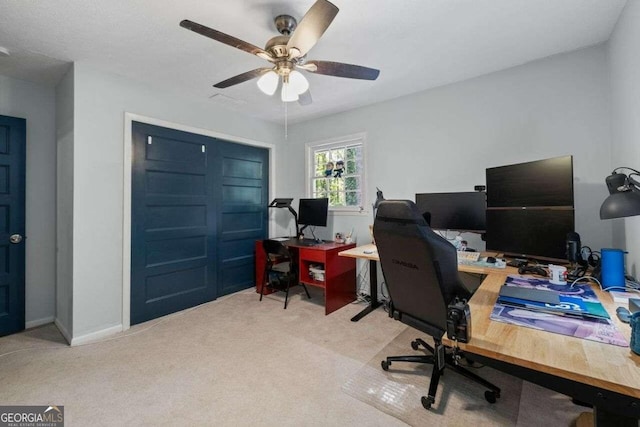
[
  {"xmin": 491, "ymin": 274, "xmax": 627, "ymax": 347},
  {"xmin": 491, "ymin": 304, "xmax": 628, "ymax": 347}
]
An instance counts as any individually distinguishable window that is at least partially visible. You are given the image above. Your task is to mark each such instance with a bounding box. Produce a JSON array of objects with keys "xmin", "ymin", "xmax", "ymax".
[{"xmin": 306, "ymin": 133, "xmax": 366, "ymax": 212}]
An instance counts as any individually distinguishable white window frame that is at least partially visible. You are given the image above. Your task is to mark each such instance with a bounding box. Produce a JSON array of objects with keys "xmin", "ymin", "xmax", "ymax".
[{"xmin": 305, "ymin": 132, "xmax": 367, "ymax": 214}]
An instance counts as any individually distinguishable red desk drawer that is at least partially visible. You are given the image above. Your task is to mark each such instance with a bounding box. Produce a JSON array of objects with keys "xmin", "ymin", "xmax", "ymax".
[{"xmin": 300, "ymin": 249, "xmax": 326, "ymax": 263}]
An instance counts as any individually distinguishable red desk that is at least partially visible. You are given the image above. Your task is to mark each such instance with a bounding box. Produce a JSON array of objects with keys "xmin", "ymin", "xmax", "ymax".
[{"xmin": 255, "ymin": 239, "xmax": 356, "ymax": 315}]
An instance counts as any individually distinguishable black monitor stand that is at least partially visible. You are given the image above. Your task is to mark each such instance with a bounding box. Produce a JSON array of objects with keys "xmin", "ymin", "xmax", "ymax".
[{"xmin": 298, "ymin": 224, "xmax": 323, "ymax": 243}]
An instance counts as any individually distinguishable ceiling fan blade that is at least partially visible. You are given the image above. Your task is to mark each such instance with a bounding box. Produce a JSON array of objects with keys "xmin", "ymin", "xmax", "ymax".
[
  {"xmin": 298, "ymin": 90, "xmax": 313, "ymax": 106},
  {"xmin": 305, "ymin": 60, "xmax": 380, "ymax": 80},
  {"xmin": 287, "ymin": 0, "xmax": 339, "ymax": 58},
  {"xmin": 213, "ymin": 68, "xmax": 272, "ymax": 89},
  {"xmin": 180, "ymin": 20, "xmax": 273, "ymax": 61}
]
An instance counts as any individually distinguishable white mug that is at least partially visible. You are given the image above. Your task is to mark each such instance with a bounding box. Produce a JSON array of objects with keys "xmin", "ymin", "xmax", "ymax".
[{"xmin": 548, "ymin": 264, "xmax": 567, "ymax": 285}]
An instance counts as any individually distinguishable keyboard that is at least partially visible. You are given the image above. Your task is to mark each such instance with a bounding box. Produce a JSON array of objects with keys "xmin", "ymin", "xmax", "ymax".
[
  {"xmin": 296, "ymin": 238, "xmax": 322, "ymax": 247},
  {"xmin": 457, "ymin": 251, "xmax": 481, "ymax": 263}
]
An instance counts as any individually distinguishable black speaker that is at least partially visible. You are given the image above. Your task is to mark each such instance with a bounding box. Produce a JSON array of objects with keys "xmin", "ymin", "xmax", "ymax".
[{"xmin": 566, "ymin": 232, "xmax": 583, "ymax": 265}]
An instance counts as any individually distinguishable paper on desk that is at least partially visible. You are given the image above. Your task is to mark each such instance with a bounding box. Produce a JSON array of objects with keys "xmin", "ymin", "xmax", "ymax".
[
  {"xmin": 491, "ymin": 304, "xmax": 628, "ymax": 347},
  {"xmin": 609, "ymin": 290, "xmax": 639, "ymax": 304}
]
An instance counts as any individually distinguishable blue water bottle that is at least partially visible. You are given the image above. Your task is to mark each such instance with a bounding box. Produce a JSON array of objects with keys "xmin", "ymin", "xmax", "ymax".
[{"xmin": 601, "ymin": 248, "xmax": 626, "ymax": 289}]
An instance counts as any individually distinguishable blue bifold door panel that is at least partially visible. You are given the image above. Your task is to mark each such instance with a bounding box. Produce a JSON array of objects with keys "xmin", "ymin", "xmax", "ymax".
[{"xmin": 131, "ymin": 122, "xmax": 268, "ymax": 325}]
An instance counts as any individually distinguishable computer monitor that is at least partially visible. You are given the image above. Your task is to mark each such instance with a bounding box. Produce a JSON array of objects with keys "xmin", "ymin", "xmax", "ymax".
[
  {"xmin": 298, "ymin": 198, "xmax": 329, "ymax": 228},
  {"xmin": 415, "ymin": 192, "xmax": 486, "ymax": 233},
  {"xmin": 486, "ymin": 155, "xmax": 574, "ymax": 208},
  {"xmin": 485, "ymin": 155, "xmax": 575, "ymax": 262},
  {"xmin": 486, "ymin": 209, "xmax": 574, "ymax": 262}
]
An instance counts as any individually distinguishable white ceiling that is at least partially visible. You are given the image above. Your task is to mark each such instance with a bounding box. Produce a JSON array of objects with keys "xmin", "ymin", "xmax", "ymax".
[{"xmin": 0, "ymin": 0, "xmax": 627, "ymax": 124}]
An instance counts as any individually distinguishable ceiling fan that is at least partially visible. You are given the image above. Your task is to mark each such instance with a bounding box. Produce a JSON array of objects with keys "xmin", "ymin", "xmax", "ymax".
[{"xmin": 180, "ymin": 0, "xmax": 380, "ymax": 105}]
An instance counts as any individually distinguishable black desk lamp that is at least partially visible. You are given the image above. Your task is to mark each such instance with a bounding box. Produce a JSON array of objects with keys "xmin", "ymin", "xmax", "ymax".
[
  {"xmin": 269, "ymin": 198, "xmax": 300, "ymax": 237},
  {"xmin": 600, "ymin": 167, "xmax": 640, "ymax": 219}
]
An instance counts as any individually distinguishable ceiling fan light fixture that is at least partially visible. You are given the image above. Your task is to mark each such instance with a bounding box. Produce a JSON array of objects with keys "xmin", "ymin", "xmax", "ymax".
[
  {"xmin": 289, "ymin": 70, "xmax": 309, "ymax": 95},
  {"xmin": 281, "ymin": 82, "xmax": 299, "ymax": 102},
  {"xmin": 257, "ymin": 70, "xmax": 279, "ymax": 95},
  {"xmin": 181, "ymin": 0, "xmax": 380, "ymax": 108}
]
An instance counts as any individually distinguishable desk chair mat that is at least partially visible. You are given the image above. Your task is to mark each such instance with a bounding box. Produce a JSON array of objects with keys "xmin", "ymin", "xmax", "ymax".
[{"xmin": 342, "ymin": 327, "xmax": 584, "ymax": 426}]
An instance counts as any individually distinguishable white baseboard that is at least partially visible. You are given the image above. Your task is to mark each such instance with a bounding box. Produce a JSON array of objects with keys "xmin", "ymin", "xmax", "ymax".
[
  {"xmin": 54, "ymin": 318, "xmax": 72, "ymax": 345},
  {"xmin": 25, "ymin": 316, "xmax": 55, "ymax": 329},
  {"xmin": 70, "ymin": 324, "xmax": 123, "ymax": 346}
]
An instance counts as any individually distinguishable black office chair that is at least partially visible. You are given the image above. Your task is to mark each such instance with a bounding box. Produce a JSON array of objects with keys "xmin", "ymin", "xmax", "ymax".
[
  {"xmin": 259, "ymin": 239, "xmax": 311, "ymax": 309},
  {"xmin": 373, "ymin": 200, "xmax": 501, "ymax": 410}
]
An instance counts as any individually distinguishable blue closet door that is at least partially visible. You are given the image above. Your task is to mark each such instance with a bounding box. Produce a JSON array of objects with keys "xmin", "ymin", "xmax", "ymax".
[
  {"xmin": 130, "ymin": 122, "xmax": 268, "ymax": 325},
  {"xmin": 0, "ymin": 115, "xmax": 26, "ymax": 337},
  {"xmin": 216, "ymin": 141, "xmax": 269, "ymax": 296}
]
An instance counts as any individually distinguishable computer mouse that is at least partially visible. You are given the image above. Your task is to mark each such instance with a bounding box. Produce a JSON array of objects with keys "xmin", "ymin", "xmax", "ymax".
[
  {"xmin": 486, "ymin": 256, "xmax": 496, "ymax": 264},
  {"xmin": 617, "ymin": 307, "xmax": 631, "ymax": 323},
  {"xmin": 518, "ymin": 265, "xmax": 548, "ymax": 277}
]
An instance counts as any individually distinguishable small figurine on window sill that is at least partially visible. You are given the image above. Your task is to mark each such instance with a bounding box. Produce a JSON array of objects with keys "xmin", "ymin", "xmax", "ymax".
[
  {"xmin": 334, "ymin": 160, "xmax": 344, "ymax": 178},
  {"xmin": 324, "ymin": 161, "xmax": 334, "ymax": 177}
]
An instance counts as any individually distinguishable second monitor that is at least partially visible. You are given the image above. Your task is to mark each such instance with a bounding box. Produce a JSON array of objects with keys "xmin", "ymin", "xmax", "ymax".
[
  {"xmin": 415, "ymin": 192, "xmax": 486, "ymax": 233},
  {"xmin": 298, "ymin": 198, "xmax": 329, "ymax": 235}
]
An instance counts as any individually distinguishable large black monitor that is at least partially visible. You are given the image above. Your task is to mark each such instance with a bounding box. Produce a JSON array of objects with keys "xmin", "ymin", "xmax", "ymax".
[
  {"xmin": 486, "ymin": 209, "xmax": 574, "ymax": 262},
  {"xmin": 486, "ymin": 155, "xmax": 574, "ymax": 207},
  {"xmin": 298, "ymin": 198, "xmax": 329, "ymax": 228},
  {"xmin": 415, "ymin": 192, "xmax": 486, "ymax": 233},
  {"xmin": 485, "ymin": 155, "xmax": 575, "ymax": 262}
]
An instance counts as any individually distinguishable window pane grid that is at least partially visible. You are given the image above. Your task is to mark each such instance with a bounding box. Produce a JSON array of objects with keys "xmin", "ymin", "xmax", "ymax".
[{"xmin": 308, "ymin": 136, "xmax": 365, "ymax": 210}]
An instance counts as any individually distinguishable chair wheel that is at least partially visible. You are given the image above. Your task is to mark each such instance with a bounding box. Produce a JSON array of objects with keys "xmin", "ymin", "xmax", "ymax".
[
  {"xmin": 411, "ymin": 340, "xmax": 420, "ymax": 350},
  {"xmin": 485, "ymin": 390, "xmax": 497, "ymax": 404},
  {"xmin": 381, "ymin": 360, "xmax": 391, "ymax": 371},
  {"xmin": 421, "ymin": 395, "xmax": 434, "ymax": 410}
]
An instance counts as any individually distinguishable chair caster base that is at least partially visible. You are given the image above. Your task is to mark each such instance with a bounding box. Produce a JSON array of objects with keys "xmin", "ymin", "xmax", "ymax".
[
  {"xmin": 485, "ymin": 390, "xmax": 498, "ymax": 403},
  {"xmin": 421, "ymin": 395, "xmax": 435, "ymax": 410},
  {"xmin": 381, "ymin": 360, "xmax": 391, "ymax": 371}
]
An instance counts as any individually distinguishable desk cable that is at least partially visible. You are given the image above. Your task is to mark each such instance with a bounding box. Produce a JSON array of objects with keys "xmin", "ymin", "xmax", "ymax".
[
  {"xmin": 436, "ymin": 230, "xmax": 461, "ymax": 243},
  {"xmin": 569, "ymin": 275, "xmax": 640, "ymax": 294},
  {"xmin": 353, "ymin": 260, "xmax": 370, "ymax": 303}
]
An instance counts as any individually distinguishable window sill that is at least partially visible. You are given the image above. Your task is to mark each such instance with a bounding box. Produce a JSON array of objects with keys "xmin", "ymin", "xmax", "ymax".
[{"xmin": 329, "ymin": 209, "xmax": 371, "ymax": 216}]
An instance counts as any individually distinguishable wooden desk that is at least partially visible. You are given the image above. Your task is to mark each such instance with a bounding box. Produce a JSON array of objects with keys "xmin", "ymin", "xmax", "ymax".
[
  {"xmin": 341, "ymin": 243, "xmax": 640, "ymax": 424},
  {"xmin": 339, "ymin": 244, "xmax": 383, "ymax": 322},
  {"xmin": 255, "ymin": 239, "xmax": 356, "ymax": 315},
  {"xmin": 338, "ymin": 244, "xmax": 514, "ymax": 321},
  {"xmin": 444, "ymin": 272, "xmax": 640, "ymax": 426}
]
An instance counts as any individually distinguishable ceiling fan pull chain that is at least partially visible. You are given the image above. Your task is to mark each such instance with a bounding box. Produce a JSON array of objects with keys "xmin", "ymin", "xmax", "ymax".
[{"xmin": 284, "ymin": 100, "xmax": 288, "ymax": 140}]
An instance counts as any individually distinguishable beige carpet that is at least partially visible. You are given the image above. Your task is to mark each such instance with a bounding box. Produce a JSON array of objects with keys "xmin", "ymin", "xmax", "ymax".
[{"xmin": 0, "ymin": 287, "xmax": 585, "ymax": 426}]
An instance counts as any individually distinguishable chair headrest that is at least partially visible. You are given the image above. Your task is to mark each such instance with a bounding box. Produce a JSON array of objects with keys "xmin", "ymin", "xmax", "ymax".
[{"xmin": 376, "ymin": 200, "xmax": 427, "ymax": 226}]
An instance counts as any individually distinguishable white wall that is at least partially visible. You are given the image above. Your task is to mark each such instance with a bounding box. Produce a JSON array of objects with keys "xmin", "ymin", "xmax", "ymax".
[
  {"xmin": 607, "ymin": 0, "xmax": 640, "ymax": 278},
  {"xmin": 66, "ymin": 62, "xmax": 283, "ymax": 339},
  {"xmin": 55, "ymin": 66, "xmax": 74, "ymax": 339},
  {"xmin": 287, "ymin": 46, "xmax": 612, "ymax": 256},
  {"xmin": 0, "ymin": 74, "xmax": 58, "ymax": 327}
]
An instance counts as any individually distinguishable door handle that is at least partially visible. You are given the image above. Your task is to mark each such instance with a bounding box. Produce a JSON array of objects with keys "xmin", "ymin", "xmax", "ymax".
[{"xmin": 9, "ymin": 234, "xmax": 23, "ymax": 244}]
